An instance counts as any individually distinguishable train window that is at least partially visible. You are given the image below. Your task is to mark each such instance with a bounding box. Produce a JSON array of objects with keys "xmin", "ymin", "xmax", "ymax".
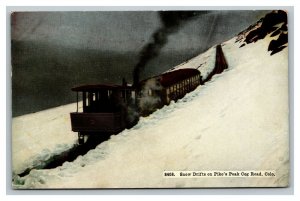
[
  {"xmin": 82, "ymin": 92, "xmax": 87, "ymax": 107},
  {"xmin": 186, "ymin": 79, "xmax": 189, "ymax": 90},
  {"xmin": 88, "ymin": 92, "xmax": 93, "ymax": 107},
  {"xmin": 181, "ymin": 81, "xmax": 183, "ymax": 93},
  {"xmin": 87, "ymin": 93, "xmax": 90, "ymax": 106},
  {"xmin": 121, "ymin": 90, "xmax": 125, "ymax": 102},
  {"xmin": 180, "ymin": 82, "xmax": 183, "ymax": 94},
  {"xmin": 131, "ymin": 91, "xmax": 136, "ymax": 101}
]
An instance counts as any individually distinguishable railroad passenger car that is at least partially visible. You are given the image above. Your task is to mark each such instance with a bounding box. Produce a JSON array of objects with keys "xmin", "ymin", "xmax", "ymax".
[{"xmin": 138, "ymin": 68, "xmax": 202, "ymax": 116}]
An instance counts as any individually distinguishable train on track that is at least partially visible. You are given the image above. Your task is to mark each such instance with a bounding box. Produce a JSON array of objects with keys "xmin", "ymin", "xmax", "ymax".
[
  {"xmin": 70, "ymin": 44, "xmax": 227, "ymax": 144},
  {"xmin": 70, "ymin": 68, "xmax": 202, "ymax": 144}
]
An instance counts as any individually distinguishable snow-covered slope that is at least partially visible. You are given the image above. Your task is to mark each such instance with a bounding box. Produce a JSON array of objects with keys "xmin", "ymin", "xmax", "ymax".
[
  {"xmin": 12, "ymin": 103, "xmax": 78, "ymax": 176},
  {"xmin": 166, "ymin": 45, "xmax": 216, "ymax": 81},
  {"xmin": 12, "ymin": 26, "xmax": 289, "ymax": 188}
]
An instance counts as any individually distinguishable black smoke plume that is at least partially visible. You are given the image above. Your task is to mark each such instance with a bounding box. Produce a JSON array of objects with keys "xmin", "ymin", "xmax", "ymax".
[{"xmin": 133, "ymin": 11, "xmax": 210, "ymax": 86}]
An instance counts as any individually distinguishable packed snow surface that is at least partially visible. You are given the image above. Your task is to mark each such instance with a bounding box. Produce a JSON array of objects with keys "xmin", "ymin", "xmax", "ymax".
[{"xmin": 12, "ymin": 33, "xmax": 289, "ymax": 188}]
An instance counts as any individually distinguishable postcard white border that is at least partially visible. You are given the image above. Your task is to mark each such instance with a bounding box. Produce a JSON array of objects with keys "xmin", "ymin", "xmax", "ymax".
[{"xmin": 2, "ymin": 0, "xmax": 299, "ymax": 200}]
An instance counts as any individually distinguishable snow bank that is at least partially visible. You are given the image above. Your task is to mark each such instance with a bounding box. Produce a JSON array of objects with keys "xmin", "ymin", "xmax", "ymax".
[
  {"xmin": 12, "ymin": 103, "xmax": 78, "ymax": 176},
  {"xmin": 166, "ymin": 46, "xmax": 216, "ymax": 80},
  {"xmin": 13, "ymin": 31, "xmax": 288, "ymax": 189}
]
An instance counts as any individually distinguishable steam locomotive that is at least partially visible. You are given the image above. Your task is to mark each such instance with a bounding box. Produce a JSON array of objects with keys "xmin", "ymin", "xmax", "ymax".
[
  {"xmin": 70, "ymin": 68, "xmax": 202, "ymax": 144},
  {"xmin": 70, "ymin": 44, "xmax": 227, "ymax": 144}
]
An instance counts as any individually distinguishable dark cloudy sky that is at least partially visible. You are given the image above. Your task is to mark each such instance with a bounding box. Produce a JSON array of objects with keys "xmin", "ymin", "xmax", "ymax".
[
  {"xmin": 12, "ymin": 11, "xmax": 270, "ymax": 54},
  {"xmin": 12, "ymin": 12, "xmax": 160, "ymax": 52},
  {"xmin": 11, "ymin": 10, "xmax": 270, "ymax": 116}
]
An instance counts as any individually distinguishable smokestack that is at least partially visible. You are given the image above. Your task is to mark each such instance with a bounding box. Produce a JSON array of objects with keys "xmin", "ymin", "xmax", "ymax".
[{"xmin": 133, "ymin": 11, "xmax": 210, "ymax": 86}]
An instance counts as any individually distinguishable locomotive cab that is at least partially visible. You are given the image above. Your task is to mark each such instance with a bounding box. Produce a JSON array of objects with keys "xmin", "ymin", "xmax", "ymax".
[{"xmin": 70, "ymin": 84, "xmax": 136, "ymax": 144}]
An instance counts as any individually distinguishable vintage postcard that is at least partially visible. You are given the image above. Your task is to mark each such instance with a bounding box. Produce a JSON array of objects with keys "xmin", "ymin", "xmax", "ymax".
[{"xmin": 11, "ymin": 10, "xmax": 289, "ymax": 188}]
